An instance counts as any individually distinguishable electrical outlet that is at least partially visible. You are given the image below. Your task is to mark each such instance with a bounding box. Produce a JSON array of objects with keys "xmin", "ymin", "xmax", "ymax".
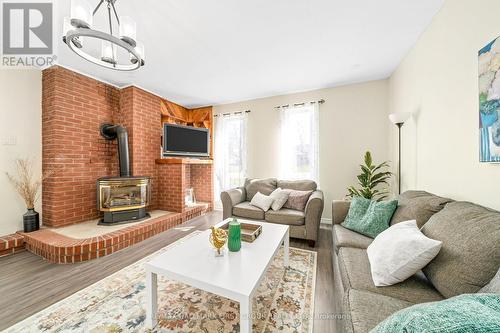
[{"xmin": 1, "ymin": 136, "xmax": 17, "ymax": 145}]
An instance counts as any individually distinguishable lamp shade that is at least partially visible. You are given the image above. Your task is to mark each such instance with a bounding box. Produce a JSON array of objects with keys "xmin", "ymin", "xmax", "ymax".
[
  {"xmin": 70, "ymin": 0, "xmax": 93, "ymax": 29},
  {"xmin": 119, "ymin": 16, "xmax": 137, "ymax": 46},
  {"xmin": 101, "ymin": 41, "xmax": 117, "ymax": 64},
  {"xmin": 389, "ymin": 112, "xmax": 411, "ymax": 125}
]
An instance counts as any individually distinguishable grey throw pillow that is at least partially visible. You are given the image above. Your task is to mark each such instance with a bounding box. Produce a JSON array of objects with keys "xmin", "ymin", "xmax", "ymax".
[
  {"xmin": 390, "ymin": 191, "xmax": 453, "ymax": 228},
  {"xmin": 283, "ymin": 190, "xmax": 312, "ymax": 211},
  {"xmin": 269, "ymin": 188, "xmax": 291, "ymax": 211},
  {"xmin": 479, "ymin": 268, "xmax": 500, "ymax": 294},
  {"xmin": 421, "ymin": 201, "xmax": 500, "ymax": 298}
]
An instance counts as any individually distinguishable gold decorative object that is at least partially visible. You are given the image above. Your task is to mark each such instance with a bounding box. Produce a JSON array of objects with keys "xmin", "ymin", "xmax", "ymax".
[{"xmin": 209, "ymin": 226, "xmax": 228, "ymax": 256}]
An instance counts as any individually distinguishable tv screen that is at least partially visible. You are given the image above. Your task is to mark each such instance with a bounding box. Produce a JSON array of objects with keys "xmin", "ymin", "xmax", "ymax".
[{"xmin": 163, "ymin": 124, "xmax": 210, "ymax": 157}]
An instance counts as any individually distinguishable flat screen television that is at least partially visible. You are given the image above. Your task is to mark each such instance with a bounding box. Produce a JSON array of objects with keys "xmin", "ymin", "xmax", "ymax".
[{"xmin": 162, "ymin": 123, "xmax": 210, "ymax": 157}]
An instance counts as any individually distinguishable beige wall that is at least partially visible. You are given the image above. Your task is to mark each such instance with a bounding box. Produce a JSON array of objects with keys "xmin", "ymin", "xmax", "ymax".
[
  {"xmin": 214, "ymin": 80, "xmax": 390, "ymax": 220},
  {"xmin": 388, "ymin": 0, "xmax": 500, "ymax": 211},
  {"xmin": 0, "ymin": 69, "xmax": 42, "ymax": 235}
]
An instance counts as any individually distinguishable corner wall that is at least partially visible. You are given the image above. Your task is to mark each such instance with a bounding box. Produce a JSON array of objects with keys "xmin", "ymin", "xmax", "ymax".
[
  {"xmin": 0, "ymin": 69, "xmax": 42, "ymax": 235},
  {"xmin": 214, "ymin": 80, "xmax": 390, "ymax": 220},
  {"xmin": 388, "ymin": 0, "xmax": 500, "ymax": 210}
]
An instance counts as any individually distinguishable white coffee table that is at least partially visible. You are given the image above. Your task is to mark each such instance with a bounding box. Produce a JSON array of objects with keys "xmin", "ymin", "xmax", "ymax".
[{"xmin": 145, "ymin": 219, "xmax": 289, "ymax": 332}]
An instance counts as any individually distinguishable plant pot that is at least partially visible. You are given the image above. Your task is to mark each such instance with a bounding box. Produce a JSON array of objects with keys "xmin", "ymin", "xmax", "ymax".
[{"xmin": 23, "ymin": 208, "xmax": 40, "ymax": 232}]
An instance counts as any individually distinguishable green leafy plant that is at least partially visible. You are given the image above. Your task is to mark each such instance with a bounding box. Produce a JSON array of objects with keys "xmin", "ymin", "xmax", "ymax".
[{"xmin": 347, "ymin": 151, "xmax": 393, "ymax": 201}]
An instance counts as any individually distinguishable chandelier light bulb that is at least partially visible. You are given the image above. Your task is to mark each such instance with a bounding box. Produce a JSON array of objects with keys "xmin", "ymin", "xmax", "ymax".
[
  {"xmin": 101, "ymin": 41, "xmax": 117, "ymax": 65},
  {"xmin": 70, "ymin": 0, "xmax": 93, "ymax": 29},
  {"xmin": 119, "ymin": 16, "xmax": 137, "ymax": 47}
]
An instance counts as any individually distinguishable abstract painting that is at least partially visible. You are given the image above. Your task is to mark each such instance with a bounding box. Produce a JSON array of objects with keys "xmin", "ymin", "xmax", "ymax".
[{"xmin": 479, "ymin": 37, "xmax": 500, "ymax": 162}]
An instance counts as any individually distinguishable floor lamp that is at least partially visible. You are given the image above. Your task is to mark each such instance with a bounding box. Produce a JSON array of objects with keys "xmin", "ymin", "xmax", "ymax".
[{"xmin": 389, "ymin": 112, "xmax": 411, "ymax": 194}]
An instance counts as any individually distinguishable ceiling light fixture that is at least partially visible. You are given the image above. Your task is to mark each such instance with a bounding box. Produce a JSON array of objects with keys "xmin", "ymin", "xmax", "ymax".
[{"xmin": 63, "ymin": 0, "xmax": 145, "ymax": 71}]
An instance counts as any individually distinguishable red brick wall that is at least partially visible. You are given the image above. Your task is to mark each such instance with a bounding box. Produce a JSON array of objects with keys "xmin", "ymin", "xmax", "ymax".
[
  {"xmin": 42, "ymin": 66, "xmax": 213, "ymax": 227},
  {"xmin": 157, "ymin": 164, "xmax": 186, "ymax": 212},
  {"xmin": 42, "ymin": 66, "xmax": 120, "ymax": 227},
  {"xmin": 191, "ymin": 165, "xmax": 214, "ymax": 204}
]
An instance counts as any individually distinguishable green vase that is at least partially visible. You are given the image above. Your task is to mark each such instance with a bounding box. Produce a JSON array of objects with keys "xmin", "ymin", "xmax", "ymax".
[{"xmin": 228, "ymin": 219, "xmax": 241, "ymax": 252}]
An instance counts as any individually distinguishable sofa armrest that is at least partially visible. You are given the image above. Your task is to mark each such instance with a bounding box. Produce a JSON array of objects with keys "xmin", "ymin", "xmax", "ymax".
[
  {"xmin": 332, "ymin": 200, "xmax": 351, "ymax": 224},
  {"xmin": 304, "ymin": 190, "xmax": 324, "ymax": 242},
  {"xmin": 220, "ymin": 187, "xmax": 246, "ymax": 219}
]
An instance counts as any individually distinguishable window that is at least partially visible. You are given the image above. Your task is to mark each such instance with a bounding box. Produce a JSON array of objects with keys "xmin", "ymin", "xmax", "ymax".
[
  {"xmin": 214, "ymin": 113, "xmax": 248, "ymax": 206},
  {"xmin": 280, "ymin": 103, "xmax": 319, "ymax": 182}
]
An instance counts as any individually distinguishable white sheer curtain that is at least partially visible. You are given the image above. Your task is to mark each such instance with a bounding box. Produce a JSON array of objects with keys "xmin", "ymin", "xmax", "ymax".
[
  {"xmin": 214, "ymin": 113, "xmax": 248, "ymax": 207},
  {"xmin": 280, "ymin": 103, "xmax": 319, "ymax": 183}
]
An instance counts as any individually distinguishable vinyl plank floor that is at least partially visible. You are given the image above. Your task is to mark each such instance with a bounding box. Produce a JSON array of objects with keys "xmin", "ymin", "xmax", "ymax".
[{"xmin": 0, "ymin": 211, "xmax": 335, "ymax": 332}]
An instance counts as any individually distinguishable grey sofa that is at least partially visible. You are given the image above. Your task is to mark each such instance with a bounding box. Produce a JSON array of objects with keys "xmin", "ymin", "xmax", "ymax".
[
  {"xmin": 331, "ymin": 190, "xmax": 500, "ymax": 333},
  {"xmin": 220, "ymin": 178, "xmax": 324, "ymax": 247}
]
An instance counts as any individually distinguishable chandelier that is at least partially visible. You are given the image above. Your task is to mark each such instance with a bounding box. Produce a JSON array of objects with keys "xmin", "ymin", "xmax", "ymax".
[{"xmin": 63, "ymin": 0, "xmax": 145, "ymax": 71}]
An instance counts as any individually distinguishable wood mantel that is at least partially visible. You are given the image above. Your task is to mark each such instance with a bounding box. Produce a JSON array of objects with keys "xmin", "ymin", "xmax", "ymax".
[{"xmin": 155, "ymin": 158, "xmax": 213, "ymax": 165}]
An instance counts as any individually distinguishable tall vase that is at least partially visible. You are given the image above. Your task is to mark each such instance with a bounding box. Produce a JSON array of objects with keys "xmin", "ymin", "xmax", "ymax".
[
  {"xmin": 23, "ymin": 208, "xmax": 39, "ymax": 232},
  {"xmin": 228, "ymin": 219, "xmax": 241, "ymax": 252}
]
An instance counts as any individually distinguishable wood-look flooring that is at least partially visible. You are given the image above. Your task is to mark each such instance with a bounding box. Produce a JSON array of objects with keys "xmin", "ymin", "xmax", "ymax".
[{"xmin": 0, "ymin": 211, "xmax": 335, "ymax": 332}]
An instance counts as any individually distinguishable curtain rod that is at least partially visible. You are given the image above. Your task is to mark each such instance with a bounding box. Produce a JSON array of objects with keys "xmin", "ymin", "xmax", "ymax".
[
  {"xmin": 274, "ymin": 99, "xmax": 325, "ymax": 109},
  {"xmin": 213, "ymin": 110, "xmax": 251, "ymax": 118}
]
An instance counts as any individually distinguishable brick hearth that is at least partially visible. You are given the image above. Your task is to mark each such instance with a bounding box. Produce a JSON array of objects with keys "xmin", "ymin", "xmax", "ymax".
[
  {"xmin": 0, "ymin": 234, "xmax": 25, "ymax": 258},
  {"xmin": 22, "ymin": 205, "xmax": 209, "ymax": 264},
  {"xmin": 42, "ymin": 66, "xmax": 214, "ymax": 228}
]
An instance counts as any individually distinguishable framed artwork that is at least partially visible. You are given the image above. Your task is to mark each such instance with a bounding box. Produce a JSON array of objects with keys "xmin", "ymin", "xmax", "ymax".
[{"xmin": 479, "ymin": 37, "xmax": 500, "ymax": 162}]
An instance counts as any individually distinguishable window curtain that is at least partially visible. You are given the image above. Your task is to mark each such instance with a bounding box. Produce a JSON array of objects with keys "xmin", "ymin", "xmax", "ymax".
[
  {"xmin": 214, "ymin": 113, "xmax": 248, "ymax": 207},
  {"xmin": 279, "ymin": 103, "xmax": 319, "ymax": 183}
]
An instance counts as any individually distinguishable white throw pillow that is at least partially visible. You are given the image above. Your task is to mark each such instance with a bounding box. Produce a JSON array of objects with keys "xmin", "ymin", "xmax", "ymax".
[
  {"xmin": 269, "ymin": 188, "xmax": 291, "ymax": 211},
  {"xmin": 250, "ymin": 191, "xmax": 274, "ymax": 212},
  {"xmin": 367, "ymin": 220, "xmax": 442, "ymax": 287}
]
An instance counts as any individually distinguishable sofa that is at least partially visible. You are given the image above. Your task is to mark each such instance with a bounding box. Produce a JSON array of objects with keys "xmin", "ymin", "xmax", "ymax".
[
  {"xmin": 331, "ymin": 190, "xmax": 500, "ymax": 333},
  {"xmin": 220, "ymin": 178, "xmax": 324, "ymax": 247}
]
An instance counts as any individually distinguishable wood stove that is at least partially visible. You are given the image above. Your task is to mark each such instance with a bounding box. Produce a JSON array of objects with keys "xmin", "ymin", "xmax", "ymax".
[
  {"xmin": 98, "ymin": 123, "xmax": 151, "ymax": 225},
  {"xmin": 97, "ymin": 176, "xmax": 151, "ymax": 224}
]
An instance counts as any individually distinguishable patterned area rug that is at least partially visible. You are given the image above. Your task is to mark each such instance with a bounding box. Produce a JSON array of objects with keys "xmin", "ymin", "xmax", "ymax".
[{"xmin": 6, "ymin": 231, "xmax": 317, "ymax": 333}]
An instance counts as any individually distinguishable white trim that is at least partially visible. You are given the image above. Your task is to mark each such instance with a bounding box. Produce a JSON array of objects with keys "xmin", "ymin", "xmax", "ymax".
[
  {"xmin": 321, "ymin": 218, "xmax": 332, "ymax": 224},
  {"xmin": 48, "ymin": 64, "xmax": 192, "ymax": 107},
  {"xmin": 51, "ymin": 64, "xmax": 121, "ymax": 88}
]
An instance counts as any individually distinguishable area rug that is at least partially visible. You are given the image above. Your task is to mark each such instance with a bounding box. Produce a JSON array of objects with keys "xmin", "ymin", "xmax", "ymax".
[{"xmin": 6, "ymin": 231, "xmax": 317, "ymax": 333}]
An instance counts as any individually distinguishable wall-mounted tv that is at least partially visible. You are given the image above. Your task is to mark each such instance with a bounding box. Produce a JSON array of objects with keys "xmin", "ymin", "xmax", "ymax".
[{"xmin": 163, "ymin": 123, "xmax": 210, "ymax": 157}]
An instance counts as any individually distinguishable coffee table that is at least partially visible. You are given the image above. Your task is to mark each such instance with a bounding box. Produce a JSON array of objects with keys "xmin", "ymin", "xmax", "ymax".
[{"xmin": 145, "ymin": 218, "xmax": 289, "ymax": 332}]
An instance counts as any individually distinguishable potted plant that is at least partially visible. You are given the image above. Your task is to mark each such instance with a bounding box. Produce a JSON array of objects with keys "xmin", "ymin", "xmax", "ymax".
[
  {"xmin": 347, "ymin": 151, "xmax": 393, "ymax": 201},
  {"xmin": 6, "ymin": 158, "xmax": 54, "ymax": 232}
]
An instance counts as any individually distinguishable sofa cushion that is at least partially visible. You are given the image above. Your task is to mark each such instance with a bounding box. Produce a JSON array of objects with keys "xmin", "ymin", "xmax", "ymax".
[
  {"xmin": 333, "ymin": 225, "xmax": 372, "ymax": 253},
  {"xmin": 249, "ymin": 192, "xmax": 274, "ymax": 212},
  {"xmin": 367, "ymin": 220, "xmax": 442, "ymax": 287},
  {"xmin": 337, "ymin": 247, "xmax": 444, "ymax": 304},
  {"xmin": 421, "ymin": 201, "xmax": 500, "ymax": 298},
  {"xmin": 233, "ymin": 201, "xmax": 264, "ymax": 220},
  {"xmin": 342, "ymin": 197, "xmax": 398, "ymax": 238},
  {"xmin": 479, "ymin": 268, "xmax": 500, "ymax": 294},
  {"xmin": 390, "ymin": 190, "xmax": 453, "ymax": 228},
  {"xmin": 283, "ymin": 190, "xmax": 312, "ymax": 211},
  {"xmin": 344, "ymin": 289, "xmax": 413, "ymax": 333},
  {"xmin": 277, "ymin": 179, "xmax": 317, "ymax": 191},
  {"xmin": 265, "ymin": 208, "xmax": 305, "ymax": 226},
  {"xmin": 244, "ymin": 178, "xmax": 277, "ymax": 201}
]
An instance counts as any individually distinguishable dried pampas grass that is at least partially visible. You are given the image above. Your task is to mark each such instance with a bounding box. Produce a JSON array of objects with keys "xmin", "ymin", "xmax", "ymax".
[{"xmin": 6, "ymin": 158, "xmax": 55, "ymax": 209}]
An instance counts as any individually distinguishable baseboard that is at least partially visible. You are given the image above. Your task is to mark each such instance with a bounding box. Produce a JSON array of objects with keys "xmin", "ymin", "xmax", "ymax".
[{"xmin": 321, "ymin": 218, "xmax": 332, "ymax": 225}]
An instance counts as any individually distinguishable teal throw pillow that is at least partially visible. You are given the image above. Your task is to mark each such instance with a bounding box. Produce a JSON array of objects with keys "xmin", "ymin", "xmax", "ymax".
[
  {"xmin": 342, "ymin": 196, "xmax": 397, "ymax": 238},
  {"xmin": 371, "ymin": 294, "xmax": 500, "ymax": 333}
]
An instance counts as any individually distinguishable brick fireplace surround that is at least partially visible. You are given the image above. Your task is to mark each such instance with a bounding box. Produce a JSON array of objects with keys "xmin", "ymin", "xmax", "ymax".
[{"xmin": 2, "ymin": 66, "xmax": 214, "ymax": 263}]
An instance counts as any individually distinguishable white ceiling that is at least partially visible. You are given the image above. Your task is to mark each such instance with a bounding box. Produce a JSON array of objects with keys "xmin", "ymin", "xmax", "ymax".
[{"xmin": 56, "ymin": 0, "xmax": 444, "ymax": 107}]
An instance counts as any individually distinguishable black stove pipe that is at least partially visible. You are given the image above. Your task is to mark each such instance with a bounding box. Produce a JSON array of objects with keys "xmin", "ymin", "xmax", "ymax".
[{"xmin": 100, "ymin": 123, "xmax": 130, "ymax": 177}]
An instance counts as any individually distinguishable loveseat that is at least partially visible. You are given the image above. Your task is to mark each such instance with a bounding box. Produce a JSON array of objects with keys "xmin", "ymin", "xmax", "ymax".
[
  {"xmin": 220, "ymin": 178, "xmax": 324, "ymax": 247},
  {"xmin": 331, "ymin": 191, "xmax": 500, "ymax": 332}
]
